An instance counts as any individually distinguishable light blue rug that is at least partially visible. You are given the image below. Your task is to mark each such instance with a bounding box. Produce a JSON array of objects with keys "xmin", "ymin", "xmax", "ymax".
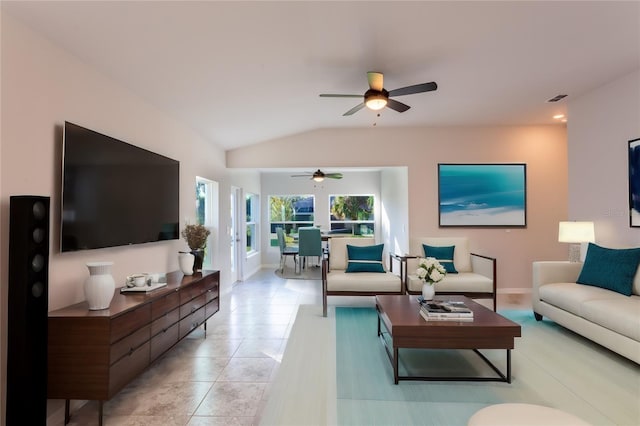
[{"xmin": 335, "ymin": 308, "xmax": 568, "ymax": 425}]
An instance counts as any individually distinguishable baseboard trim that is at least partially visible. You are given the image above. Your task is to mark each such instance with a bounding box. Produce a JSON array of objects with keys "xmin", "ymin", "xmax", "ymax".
[{"xmin": 498, "ymin": 287, "xmax": 532, "ymax": 295}]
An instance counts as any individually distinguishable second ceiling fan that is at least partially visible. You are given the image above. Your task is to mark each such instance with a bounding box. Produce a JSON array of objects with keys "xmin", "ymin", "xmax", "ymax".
[
  {"xmin": 320, "ymin": 71, "xmax": 437, "ymax": 116},
  {"xmin": 291, "ymin": 169, "xmax": 343, "ymax": 182}
]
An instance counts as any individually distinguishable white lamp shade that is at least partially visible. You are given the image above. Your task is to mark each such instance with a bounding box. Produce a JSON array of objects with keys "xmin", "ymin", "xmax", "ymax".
[{"xmin": 558, "ymin": 221, "xmax": 595, "ymax": 243}]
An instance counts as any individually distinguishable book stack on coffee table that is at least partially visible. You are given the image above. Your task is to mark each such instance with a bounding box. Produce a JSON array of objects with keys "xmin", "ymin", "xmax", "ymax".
[{"xmin": 418, "ymin": 299, "xmax": 474, "ymax": 321}]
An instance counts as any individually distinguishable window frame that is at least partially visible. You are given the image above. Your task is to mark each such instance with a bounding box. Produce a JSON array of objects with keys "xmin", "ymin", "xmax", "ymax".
[
  {"xmin": 195, "ymin": 177, "xmax": 218, "ymax": 268},
  {"xmin": 328, "ymin": 194, "xmax": 375, "ymax": 236},
  {"xmin": 246, "ymin": 192, "xmax": 259, "ymax": 254},
  {"xmin": 268, "ymin": 194, "xmax": 315, "ymax": 246}
]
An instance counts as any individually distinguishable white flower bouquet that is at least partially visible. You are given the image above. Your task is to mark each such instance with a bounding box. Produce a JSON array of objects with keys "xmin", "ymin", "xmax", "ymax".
[{"xmin": 416, "ymin": 257, "xmax": 447, "ymax": 285}]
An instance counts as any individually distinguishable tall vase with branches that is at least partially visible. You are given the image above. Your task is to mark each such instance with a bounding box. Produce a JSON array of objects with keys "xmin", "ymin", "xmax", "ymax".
[{"xmin": 181, "ymin": 224, "xmax": 210, "ymax": 272}]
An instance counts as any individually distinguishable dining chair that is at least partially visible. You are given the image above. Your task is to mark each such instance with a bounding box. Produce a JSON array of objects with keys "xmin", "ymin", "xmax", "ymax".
[
  {"xmin": 298, "ymin": 227, "xmax": 322, "ymax": 270},
  {"xmin": 276, "ymin": 227, "xmax": 298, "ymax": 273}
]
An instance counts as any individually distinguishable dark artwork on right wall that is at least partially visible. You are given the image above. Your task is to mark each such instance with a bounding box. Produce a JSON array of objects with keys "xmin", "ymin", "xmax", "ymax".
[{"xmin": 628, "ymin": 138, "xmax": 640, "ymax": 227}]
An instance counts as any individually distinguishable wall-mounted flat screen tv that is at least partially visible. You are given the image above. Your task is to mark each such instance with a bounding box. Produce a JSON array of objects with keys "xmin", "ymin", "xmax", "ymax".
[{"xmin": 61, "ymin": 122, "xmax": 179, "ymax": 252}]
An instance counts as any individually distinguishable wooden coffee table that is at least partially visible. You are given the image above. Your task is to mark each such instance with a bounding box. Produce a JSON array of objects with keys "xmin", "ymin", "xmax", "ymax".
[{"xmin": 375, "ymin": 295, "xmax": 521, "ymax": 384}]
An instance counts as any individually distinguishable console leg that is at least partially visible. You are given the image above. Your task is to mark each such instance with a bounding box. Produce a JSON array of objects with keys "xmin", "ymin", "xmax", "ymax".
[
  {"xmin": 98, "ymin": 400, "xmax": 103, "ymax": 426},
  {"xmin": 64, "ymin": 399, "xmax": 70, "ymax": 425},
  {"xmin": 393, "ymin": 347, "xmax": 399, "ymax": 385},
  {"xmin": 533, "ymin": 312, "xmax": 543, "ymax": 321}
]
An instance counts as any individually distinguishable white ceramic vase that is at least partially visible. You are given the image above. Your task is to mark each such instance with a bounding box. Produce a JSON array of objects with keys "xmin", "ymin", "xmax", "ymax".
[
  {"xmin": 421, "ymin": 282, "xmax": 435, "ymax": 301},
  {"xmin": 179, "ymin": 252, "xmax": 195, "ymax": 276},
  {"xmin": 84, "ymin": 261, "xmax": 116, "ymax": 310}
]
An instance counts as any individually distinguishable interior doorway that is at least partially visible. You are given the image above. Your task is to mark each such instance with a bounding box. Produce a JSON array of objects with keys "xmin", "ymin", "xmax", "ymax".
[{"xmin": 230, "ymin": 186, "xmax": 244, "ymax": 283}]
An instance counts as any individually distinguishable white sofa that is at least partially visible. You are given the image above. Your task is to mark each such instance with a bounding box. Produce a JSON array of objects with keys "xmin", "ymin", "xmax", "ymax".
[
  {"xmin": 532, "ymin": 261, "xmax": 640, "ymax": 364},
  {"xmin": 404, "ymin": 237, "xmax": 497, "ymax": 310},
  {"xmin": 321, "ymin": 237, "xmax": 403, "ymax": 317}
]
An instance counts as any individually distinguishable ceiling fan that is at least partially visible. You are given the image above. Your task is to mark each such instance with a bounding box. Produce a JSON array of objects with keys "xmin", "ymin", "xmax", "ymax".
[
  {"xmin": 291, "ymin": 169, "xmax": 343, "ymax": 182},
  {"xmin": 320, "ymin": 71, "xmax": 437, "ymax": 116}
]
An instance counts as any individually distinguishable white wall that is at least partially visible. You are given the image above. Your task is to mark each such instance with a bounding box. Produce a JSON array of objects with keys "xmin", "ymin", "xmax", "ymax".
[
  {"xmin": 567, "ymin": 69, "xmax": 640, "ymax": 247},
  {"xmin": 0, "ymin": 13, "xmax": 230, "ymax": 420},
  {"xmin": 228, "ymin": 125, "xmax": 569, "ymax": 294},
  {"xmin": 380, "ymin": 167, "xmax": 409, "ymax": 259}
]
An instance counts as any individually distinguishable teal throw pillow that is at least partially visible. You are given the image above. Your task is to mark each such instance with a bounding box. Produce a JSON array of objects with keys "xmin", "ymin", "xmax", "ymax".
[
  {"xmin": 423, "ymin": 244, "xmax": 458, "ymax": 274},
  {"xmin": 346, "ymin": 244, "xmax": 385, "ymax": 273},
  {"xmin": 576, "ymin": 243, "xmax": 640, "ymax": 296}
]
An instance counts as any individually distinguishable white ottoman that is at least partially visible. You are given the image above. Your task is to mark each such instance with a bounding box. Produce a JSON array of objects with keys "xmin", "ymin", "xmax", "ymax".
[{"xmin": 468, "ymin": 403, "xmax": 591, "ymax": 426}]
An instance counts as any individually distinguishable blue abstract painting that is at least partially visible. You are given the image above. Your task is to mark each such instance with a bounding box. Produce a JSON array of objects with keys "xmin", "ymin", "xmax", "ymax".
[{"xmin": 438, "ymin": 164, "xmax": 527, "ymax": 226}]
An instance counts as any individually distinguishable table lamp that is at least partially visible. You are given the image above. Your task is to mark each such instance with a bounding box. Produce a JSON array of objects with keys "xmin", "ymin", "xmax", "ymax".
[{"xmin": 558, "ymin": 221, "xmax": 595, "ymax": 262}]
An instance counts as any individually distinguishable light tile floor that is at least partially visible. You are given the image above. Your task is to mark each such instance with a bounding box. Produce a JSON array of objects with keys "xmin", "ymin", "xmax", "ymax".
[{"xmin": 57, "ymin": 269, "xmax": 530, "ymax": 425}]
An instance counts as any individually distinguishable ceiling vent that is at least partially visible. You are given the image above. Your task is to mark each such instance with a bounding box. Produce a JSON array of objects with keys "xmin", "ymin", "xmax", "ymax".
[{"xmin": 547, "ymin": 94, "xmax": 568, "ymax": 102}]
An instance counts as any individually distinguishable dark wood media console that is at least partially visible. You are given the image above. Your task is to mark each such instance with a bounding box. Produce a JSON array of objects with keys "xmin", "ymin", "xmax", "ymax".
[{"xmin": 47, "ymin": 270, "xmax": 220, "ymax": 425}]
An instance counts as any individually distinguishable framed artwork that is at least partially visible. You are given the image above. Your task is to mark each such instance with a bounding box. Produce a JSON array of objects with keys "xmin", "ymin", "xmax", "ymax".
[
  {"xmin": 628, "ymin": 138, "xmax": 640, "ymax": 227},
  {"xmin": 438, "ymin": 163, "xmax": 527, "ymax": 227}
]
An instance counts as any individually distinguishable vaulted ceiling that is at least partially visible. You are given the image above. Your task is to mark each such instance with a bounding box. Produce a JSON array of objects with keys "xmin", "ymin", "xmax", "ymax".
[{"xmin": 3, "ymin": 1, "xmax": 639, "ymax": 150}]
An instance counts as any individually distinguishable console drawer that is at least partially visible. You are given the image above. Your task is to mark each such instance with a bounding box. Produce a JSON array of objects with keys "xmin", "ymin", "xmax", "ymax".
[
  {"xmin": 110, "ymin": 325, "xmax": 150, "ymax": 364},
  {"xmin": 151, "ymin": 307, "xmax": 180, "ymax": 337},
  {"xmin": 179, "ymin": 280, "xmax": 207, "ymax": 304},
  {"xmin": 206, "ymin": 285, "xmax": 218, "ymax": 303},
  {"xmin": 110, "ymin": 304, "xmax": 151, "ymax": 343},
  {"xmin": 179, "ymin": 307, "xmax": 206, "ymax": 339},
  {"xmin": 108, "ymin": 341, "xmax": 149, "ymax": 397},
  {"xmin": 205, "ymin": 298, "xmax": 219, "ymax": 319},
  {"xmin": 150, "ymin": 322, "xmax": 179, "ymax": 362},
  {"xmin": 180, "ymin": 294, "xmax": 207, "ymax": 319},
  {"xmin": 151, "ymin": 291, "xmax": 180, "ymax": 320}
]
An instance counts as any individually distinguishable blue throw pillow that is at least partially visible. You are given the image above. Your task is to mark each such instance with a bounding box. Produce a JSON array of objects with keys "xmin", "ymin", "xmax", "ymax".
[
  {"xmin": 576, "ymin": 243, "xmax": 640, "ymax": 296},
  {"xmin": 346, "ymin": 244, "xmax": 385, "ymax": 273},
  {"xmin": 423, "ymin": 244, "xmax": 458, "ymax": 274}
]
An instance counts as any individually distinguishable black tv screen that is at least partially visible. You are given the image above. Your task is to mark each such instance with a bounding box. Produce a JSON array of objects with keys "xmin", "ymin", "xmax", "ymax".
[{"xmin": 61, "ymin": 122, "xmax": 179, "ymax": 252}]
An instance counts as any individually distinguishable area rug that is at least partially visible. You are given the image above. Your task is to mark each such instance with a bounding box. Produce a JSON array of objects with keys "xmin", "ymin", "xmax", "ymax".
[
  {"xmin": 334, "ymin": 307, "xmax": 639, "ymax": 426},
  {"xmin": 261, "ymin": 305, "xmax": 639, "ymax": 426},
  {"xmin": 274, "ymin": 263, "xmax": 321, "ymax": 280}
]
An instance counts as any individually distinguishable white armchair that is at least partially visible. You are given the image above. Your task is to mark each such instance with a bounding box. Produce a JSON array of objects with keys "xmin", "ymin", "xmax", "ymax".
[
  {"xmin": 403, "ymin": 237, "xmax": 497, "ymax": 310},
  {"xmin": 322, "ymin": 237, "xmax": 403, "ymax": 317}
]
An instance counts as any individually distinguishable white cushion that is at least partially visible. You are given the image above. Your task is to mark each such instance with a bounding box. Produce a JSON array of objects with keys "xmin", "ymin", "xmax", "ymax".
[
  {"xmin": 539, "ymin": 282, "xmax": 640, "ymax": 341},
  {"xmin": 580, "ymin": 296, "xmax": 640, "ymax": 341},
  {"xmin": 538, "ymin": 282, "xmax": 614, "ymax": 316},
  {"xmin": 326, "ymin": 270, "xmax": 401, "ymax": 292},
  {"xmin": 407, "ymin": 272, "xmax": 493, "ymax": 293},
  {"xmin": 409, "ymin": 237, "xmax": 471, "ymax": 272}
]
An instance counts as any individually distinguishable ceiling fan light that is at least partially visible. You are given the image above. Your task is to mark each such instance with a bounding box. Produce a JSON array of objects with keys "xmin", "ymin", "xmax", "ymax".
[
  {"xmin": 365, "ymin": 95, "xmax": 387, "ymax": 111},
  {"xmin": 313, "ymin": 176, "xmax": 324, "ymax": 182}
]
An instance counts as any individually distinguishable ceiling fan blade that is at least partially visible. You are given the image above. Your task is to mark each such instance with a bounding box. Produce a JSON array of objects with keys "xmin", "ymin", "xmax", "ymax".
[
  {"xmin": 325, "ymin": 173, "xmax": 343, "ymax": 179},
  {"xmin": 343, "ymin": 103, "xmax": 366, "ymax": 116},
  {"xmin": 386, "ymin": 98, "xmax": 411, "ymax": 113},
  {"xmin": 291, "ymin": 174, "xmax": 312, "ymax": 177},
  {"xmin": 319, "ymin": 94, "xmax": 362, "ymax": 98},
  {"xmin": 388, "ymin": 81, "xmax": 438, "ymax": 97},
  {"xmin": 367, "ymin": 72, "xmax": 384, "ymax": 91}
]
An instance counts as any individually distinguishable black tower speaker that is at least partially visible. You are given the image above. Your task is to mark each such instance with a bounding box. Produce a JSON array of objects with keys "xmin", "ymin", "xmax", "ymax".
[{"xmin": 6, "ymin": 196, "xmax": 50, "ymax": 426}]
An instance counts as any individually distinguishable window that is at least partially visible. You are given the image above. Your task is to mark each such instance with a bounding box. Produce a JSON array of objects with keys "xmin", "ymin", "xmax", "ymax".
[
  {"xmin": 329, "ymin": 195, "xmax": 375, "ymax": 236},
  {"xmin": 195, "ymin": 177, "xmax": 218, "ymax": 268},
  {"xmin": 246, "ymin": 193, "xmax": 259, "ymax": 253},
  {"xmin": 269, "ymin": 195, "xmax": 314, "ymax": 245}
]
